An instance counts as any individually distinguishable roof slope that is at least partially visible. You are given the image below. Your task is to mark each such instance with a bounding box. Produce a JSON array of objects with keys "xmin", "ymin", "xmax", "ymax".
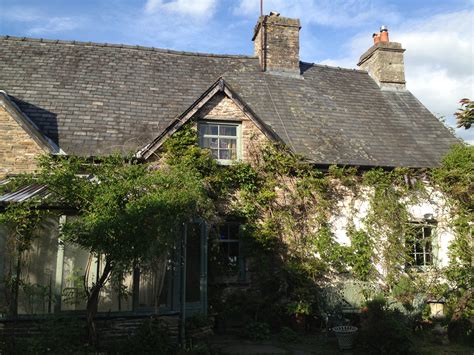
[
  {"xmin": 223, "ymin": 66, "xmax": 459, "ymax": 167},
  {"xmin": 0, "ymin": 37, "xmax": 259, "ymax": 156},
  {"xmin": 0, "ymin": 36, "xmax": 459, "ymax": 167}
]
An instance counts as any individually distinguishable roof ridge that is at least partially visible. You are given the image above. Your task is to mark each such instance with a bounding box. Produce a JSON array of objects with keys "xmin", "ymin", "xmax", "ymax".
[
  {"xmin": 300, "ymin": 61, "xmax": 367, "ymax": 73},
  {"xmin": 0, "ymin": 35, "xmax": 258, "ymax": 59}
]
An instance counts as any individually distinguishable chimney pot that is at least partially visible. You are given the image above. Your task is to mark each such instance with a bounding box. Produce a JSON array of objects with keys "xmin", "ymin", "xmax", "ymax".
[
  {"xmin": 373, "ymin": 33, "xmax": 381, "ymax": 44},
  {"xmin": 358, "ymin": 26, "xmax": 406, "ymax": 90},
  {"xmin": 380, "ymin": 25, "xmax": 389, "ymax": 42}
]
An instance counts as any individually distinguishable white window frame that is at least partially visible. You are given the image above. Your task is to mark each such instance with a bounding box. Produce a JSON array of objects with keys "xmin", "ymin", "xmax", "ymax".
[
  {"xmin": 198, "ymin": 121, "xmax": 242, "ymax": 165},
  {"xmin": 406, "ymin": 222, "xmax": 436, "ymax": 269}
]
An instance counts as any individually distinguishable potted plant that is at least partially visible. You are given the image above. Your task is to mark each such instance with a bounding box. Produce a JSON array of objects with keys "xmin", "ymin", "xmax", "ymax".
[{"xmin": 286, "ymin": 301, "xmax": 311, "ymax": 332}]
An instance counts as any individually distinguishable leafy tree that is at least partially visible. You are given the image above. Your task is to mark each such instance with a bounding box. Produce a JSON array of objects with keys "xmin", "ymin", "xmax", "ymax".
[
  {"xmin": 27, "ymin": 155, "xmax": 211, "ymax": 345},
  {"xmin": 455, "ymin": 98, "xmax": 474, "ymax": 129},
  {"xmin": 0, "ymin": 199, "xmax": 44, "ymax": 316},
  {"xmin": 431, "ymin": 144, "xmax": 474, "ymax": 321}
]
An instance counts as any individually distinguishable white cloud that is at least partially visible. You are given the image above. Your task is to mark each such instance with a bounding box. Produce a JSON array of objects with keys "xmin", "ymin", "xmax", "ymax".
[
  {"xmin": 28, "ymin": 17, "xmax": 81, "ymax": 35},
  {"xmin": 319, "ymin": 10, "xmax": 474, "ymax": 144},
  {"xmin": 0, "ymin": 7, "xmax": 84, "ymax": 35},
  {"xmin": 234, "ymin": 0, "xmax": 400, "ymax": 28},
  {"xmin": 145, "ymin": 0, "xmax": 217, "ymax": 19}
]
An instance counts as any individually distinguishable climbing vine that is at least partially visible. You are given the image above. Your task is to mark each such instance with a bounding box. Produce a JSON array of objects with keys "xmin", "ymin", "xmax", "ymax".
[{"xmin": 2, "ymin": 120, "xmax": 472, "ymax": 325}]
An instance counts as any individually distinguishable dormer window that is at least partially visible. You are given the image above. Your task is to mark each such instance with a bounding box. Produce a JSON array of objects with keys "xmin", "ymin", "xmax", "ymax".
[{"xmin": 198, "ymin": 122, "xmax": 241, "ymax": 164}]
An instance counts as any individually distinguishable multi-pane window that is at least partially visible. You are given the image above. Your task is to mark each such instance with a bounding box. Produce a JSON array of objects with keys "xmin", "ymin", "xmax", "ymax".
[
  {"xmin": 198, "ymin": 122, "xmax": 240, "ymax": 163},
  {"xmin": 406, "ymin": 223, "xmax": 434, "ymax": 267},
  {"xmin": 217, "ymin": 223, "xmax": 240, "ymax": 268},
  {"xmin": 209, "ymin": 223, "xmax": 246, "ymax": 281}
]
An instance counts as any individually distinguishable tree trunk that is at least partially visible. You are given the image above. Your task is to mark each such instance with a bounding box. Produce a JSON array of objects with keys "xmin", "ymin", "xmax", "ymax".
[
  {"xmin": 86, "ymin": 260, "xmax": 113, "ymax": 347},
  {"xmin": 10, "ymin": 251, "xmax": 22, "ymax": 316}
]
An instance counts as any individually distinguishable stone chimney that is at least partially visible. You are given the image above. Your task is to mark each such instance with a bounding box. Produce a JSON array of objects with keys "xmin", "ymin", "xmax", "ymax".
[
  {"xmin": 252, "ymin": 12, "xmax": 301, "ymax": 76},
  {"xmin": 357, "ymin": 26, "xmax": 406, "ymax": 90}
]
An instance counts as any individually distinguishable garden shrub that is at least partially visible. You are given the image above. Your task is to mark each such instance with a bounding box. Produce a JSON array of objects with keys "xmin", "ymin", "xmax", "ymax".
[
  {"xmin": 447, "ymin": 318, "xmax": 473, "ymax": 346},
  {"xmin": 359, "ymin": 298, "xmax": 417, "ymax": 354},
  {"xmin": 123, "ymin": 318, "xmax": 175, "ymax": 354},
  {"xmin": 278, "ymin": 326, "xmax": 299, "ymax": 343},
  {"xmin": 0, "ymin": 317, "xmax": 88, "ymax": 353},
  {"xmin": 186, "ymin": 313, "xmax": 212, "ymax": 331},
  {"xmin": 243, "ymin": 321, "xmax": 271, "ymax": 341}
]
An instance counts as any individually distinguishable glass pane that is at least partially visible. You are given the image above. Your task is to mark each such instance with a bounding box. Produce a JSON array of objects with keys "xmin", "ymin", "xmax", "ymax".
[
  {"xmin": 229, "ymin": 224, "xmax": 240, "ymax": 240},
  {"xmin": 219, "ymin": 149, "xmax": 231, "ymax": 160},
  {"xmin": 202, "ymin": 137, "xmax": 210, "ymax": 148},
  {"xmin": 219, "ymin": 138, "xmax": 236, "ymax": 149},
  {"xmin": 414, "ymin": 253, "xmax": 423, "ymax": 266},
  {"xmin": 220, "ymin": 126, "xmax": 237, "ymax": 136},
  {"xmin": 61, "ymin": 243, "xmax": 90, "ymax": 311},
  {"xmin": 203, "ymin": 137, "xmax": 218, "ymax": 149},
  {"xmin": 138, "ymin": 256, "xmax": 167, "ymax": 310},
  {"xmin": 210, "ymin": 149, "xmax": 219, "ymax": 159},
  {"xmin": 425, "ymin": 252, "xmax": 432, "ymax": 265},
  {"xmin": 201, "ymin": 125, "xmax": 218, "ymax": 135},
  {"xmin": 219, "ymin": 225, "xmax": 229, "ymax": 240},
  {"xmin": 18, "ymin": 217, "xmax": 59, "ymax": 315}
]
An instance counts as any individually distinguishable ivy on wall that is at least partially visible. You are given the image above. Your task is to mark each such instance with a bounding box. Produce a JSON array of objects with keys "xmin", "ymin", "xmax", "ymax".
[{"xmin": 1, "ymin": 120, "xmax": 472, "ymax": 321}]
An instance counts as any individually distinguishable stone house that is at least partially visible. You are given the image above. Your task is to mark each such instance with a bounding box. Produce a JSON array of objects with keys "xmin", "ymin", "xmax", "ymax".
[{"xmin": 0, "ymin": 12, "xmax": 459, "ymax": 320}]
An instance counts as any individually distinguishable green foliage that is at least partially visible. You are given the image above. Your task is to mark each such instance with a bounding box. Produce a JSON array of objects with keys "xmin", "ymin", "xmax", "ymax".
[
  {"xmin": 123, "ymin": 318, "xmax": 174, "ymax": 354},
  {"xmin": 359, "ymin": 297, "xmax": 417, "ymax": 354},
  {"xmin": 186, "ymin": 313, "xmax": 213, "ymax": 330},
  {"xmin": 243, "ymin": 321, "xmax": 271, "ymax": 341},
  {"xmin": 454, "ymin": 98, "xmax": 474, "ymax": 129},
  {"xmin": 37, "ymin": 153, "xmax": 211, "ymax": 274},
  {"xmin": 431, "ymin": 144, "xmax": 473, "ymax": 321},
  {"xmin": 0, "ymin": 199, "xmax": 44, "ymax": 253},
  {"xmin": 362, "ymin": 168, "xmax": 414, "ymax": 285},
  {"xmin": 347, "ymin": 228, "xmax": 375, "ymax": 281},
  {"xmin": 2, "ymin": 119, "xmax": 472, "ymax": 341},
  {"xmin": 447, "ymin": 318, "xmax": 474, "ymax": 345},
  {"xmin": 0, "ymin": 317, "xmax": 88, "ymax": 353},
  {"xmin": 286, "ymin": 301, "xmax": 311, "ymax": 316},
  {"xmin": 391, "ymin": 275, "xmax": 418, "ymax": 308},
  {"xmin": 278, "ymin": 326, "xmax": 299, "ymax": 343}
]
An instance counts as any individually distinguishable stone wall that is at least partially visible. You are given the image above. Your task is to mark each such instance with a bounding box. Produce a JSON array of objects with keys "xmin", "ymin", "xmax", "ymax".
[
  {"xmin": 0, "ymin": 106, "xmax": 44, "ymax": 178},
  {"xmin": 196, "ymin": 93, "xmax": 269, "ymax": 163},
  {"xmin": 253, "ymin": 15, "xmax": 301, "ymax": 75},
  {"xmin": 358, "ymin": 42, "xmax": 406, "ymax": 90},
  {"xmin": 0, "ymin": 314, "xmax": 179, "ymax": 351}
]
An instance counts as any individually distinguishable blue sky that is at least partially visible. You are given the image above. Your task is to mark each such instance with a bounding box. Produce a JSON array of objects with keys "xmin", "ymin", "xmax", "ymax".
[{"xmin": 1, "ymin": 0, "xmax": 473, "ymax": 143}]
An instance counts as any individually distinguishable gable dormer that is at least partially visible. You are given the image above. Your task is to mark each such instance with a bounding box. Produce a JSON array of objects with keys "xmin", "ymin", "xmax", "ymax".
[{"xmin": 136, "ymin": 79, "xmax": 277, "ymax": 164}]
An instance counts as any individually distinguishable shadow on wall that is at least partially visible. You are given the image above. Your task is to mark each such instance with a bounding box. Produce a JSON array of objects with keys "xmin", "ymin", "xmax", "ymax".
[{"xmin": 10, "ymin": 96, "xmax": 59, "ymax": 147}]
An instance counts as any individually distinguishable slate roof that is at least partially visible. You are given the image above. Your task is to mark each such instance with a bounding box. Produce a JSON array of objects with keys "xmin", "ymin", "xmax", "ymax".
[{"xmin": 0, "ymin": 36, "xmax": 459, "ymax": 168}]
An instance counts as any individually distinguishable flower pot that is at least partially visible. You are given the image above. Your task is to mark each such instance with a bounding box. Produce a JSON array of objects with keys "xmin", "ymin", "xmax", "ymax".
[{"xmin": 332, "ymin": 325, "xmax": 358, "ymax": 350}]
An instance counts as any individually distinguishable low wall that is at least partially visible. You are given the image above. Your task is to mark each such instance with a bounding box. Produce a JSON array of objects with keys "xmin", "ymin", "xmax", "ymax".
[{"xmin": 0, "ymin": 313, "xmax": 179, "ymax": 351}]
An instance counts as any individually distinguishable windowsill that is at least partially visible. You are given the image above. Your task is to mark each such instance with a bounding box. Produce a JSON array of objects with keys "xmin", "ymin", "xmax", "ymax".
[
  {"xmin": 216, "ymin": 159, "xmax": 240, "ymax": 166},
  {"xmin": 406, "ymin": 264, "xmax": 436, "ymax": 272}
]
